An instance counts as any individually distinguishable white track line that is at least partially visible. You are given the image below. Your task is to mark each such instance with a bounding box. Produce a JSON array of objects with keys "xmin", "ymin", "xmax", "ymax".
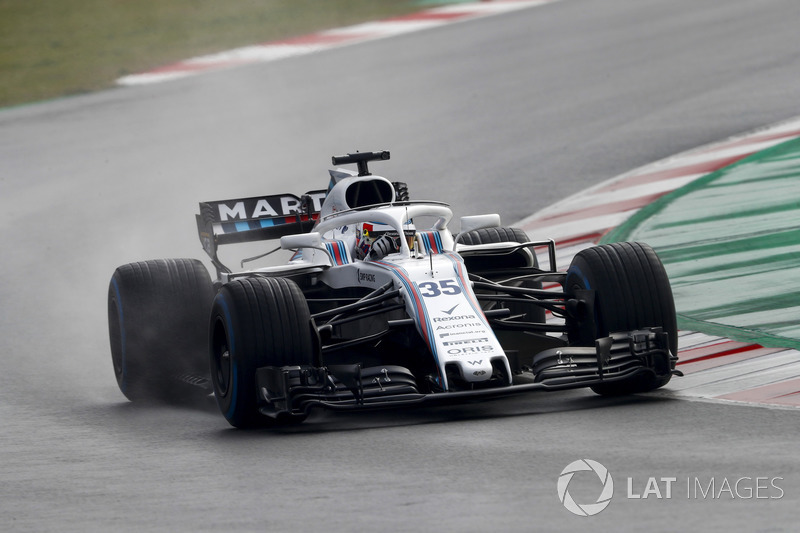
[{"xmin": 117, "ymin": 0, "xmax": 561, "ymax": 86}]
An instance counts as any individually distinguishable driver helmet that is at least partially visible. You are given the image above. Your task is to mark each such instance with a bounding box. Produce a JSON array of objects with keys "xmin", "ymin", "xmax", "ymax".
[{"xmin": 355, "ymin": 222, "xmax": 416, "ymax": 260}]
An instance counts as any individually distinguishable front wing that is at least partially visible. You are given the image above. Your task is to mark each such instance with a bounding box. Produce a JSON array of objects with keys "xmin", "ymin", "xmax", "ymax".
[{"xmin": 255, "ymin": 328, "xmax": 679, "ymax": 418}]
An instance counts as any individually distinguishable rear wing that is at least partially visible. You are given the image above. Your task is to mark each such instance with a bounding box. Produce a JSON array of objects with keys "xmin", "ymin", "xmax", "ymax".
[{"xmin": 196, "ymin": 190, "xmax": 327, "ymax": 273}]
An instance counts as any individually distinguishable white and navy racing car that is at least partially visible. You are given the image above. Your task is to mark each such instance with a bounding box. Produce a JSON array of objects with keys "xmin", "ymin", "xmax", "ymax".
[{"xmin": 108, "ymin": 151, "xmax": 680, "ymax": 428}]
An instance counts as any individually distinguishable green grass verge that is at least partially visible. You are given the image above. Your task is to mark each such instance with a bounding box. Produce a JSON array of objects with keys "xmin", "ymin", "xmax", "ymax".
[{"xmin": 0, "ymin": 0, "xmax": 429, "ymax": 108}]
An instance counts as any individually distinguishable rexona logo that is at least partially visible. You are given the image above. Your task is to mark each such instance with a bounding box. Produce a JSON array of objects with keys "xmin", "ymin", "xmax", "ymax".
[
  {"xmin": 557, "ymin": 459, "xmax": 614, "ymax": 517},
  {"xmin": 433, "ymin": 315, "xmax": 475, "ymax": 322}
]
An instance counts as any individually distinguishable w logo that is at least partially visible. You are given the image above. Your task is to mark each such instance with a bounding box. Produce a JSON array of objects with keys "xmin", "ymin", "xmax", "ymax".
[{"xmin": 557, "ymin": 459, "xmax": 614, "ymax": 516}]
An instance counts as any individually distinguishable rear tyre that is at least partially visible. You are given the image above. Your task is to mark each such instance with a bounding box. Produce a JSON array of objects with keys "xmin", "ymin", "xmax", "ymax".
[
  {"xmin": 108, "ymin": 259, "xmax": 214, "ymax": 402},
  {"xmin": 565, "ymin": 242, "xmax": 677, "ymax": 395},
  {"xmin": 210, "ymin": 277, "xmax": 314, "ymax": 429},
  {"xmin": 457, "ymin": 226, "xmax": 529, "ymax": 247},
  {"xmin": 458, "ymin": 227, "xmax": 546, "ymax": 323}
]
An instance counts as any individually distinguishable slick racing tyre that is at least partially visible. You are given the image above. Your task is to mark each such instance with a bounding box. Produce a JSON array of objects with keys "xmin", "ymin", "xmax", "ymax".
[
  {"xmin": 458, "ymin": 227, "xmax": 546, "ymax": 324},
  {"xmin": 210, "ymin": 277, "xmax": 314, "ymax": 429},
  {"xmin": 457, "ymin": 226, "xmax": 530, "ymax": 247},
  {"xmin": 108, "ymin": 258, "xmax": 214, "ymax": 402},
  {"xmin": 565, "ymin": 242, "xmax": 677, "ymax": 395}
]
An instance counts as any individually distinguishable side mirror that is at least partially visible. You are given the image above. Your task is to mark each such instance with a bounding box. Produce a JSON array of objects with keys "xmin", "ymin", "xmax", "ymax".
[
  {"xmin": 459, "ymin": 214, "xmax": 501, "ymax": 234},
  {"xmin": 280, "ymin": 232, "xmax": 322, "ymax": 250}
]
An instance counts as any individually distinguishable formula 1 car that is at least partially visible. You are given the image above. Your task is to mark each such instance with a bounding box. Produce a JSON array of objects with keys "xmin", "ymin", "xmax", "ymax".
[{"xmin": 108, "ymin": 150, "xmax": 680, "ymax": 428}]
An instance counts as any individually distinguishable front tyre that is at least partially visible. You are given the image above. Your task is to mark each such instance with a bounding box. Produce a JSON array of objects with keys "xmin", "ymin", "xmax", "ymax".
[
  {"xmin": 565, "ymin": 242, "xmax": 677, "ymax": 395},
  {"xmin": 210, "ymin": 277, "xmax": 314, "ymax": 429}
]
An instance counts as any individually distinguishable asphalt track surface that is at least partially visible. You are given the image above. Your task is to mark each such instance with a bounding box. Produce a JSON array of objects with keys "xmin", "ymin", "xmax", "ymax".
[{"xmin": 2, "ymin": 0, "xmax": 800, "ymax": 530}]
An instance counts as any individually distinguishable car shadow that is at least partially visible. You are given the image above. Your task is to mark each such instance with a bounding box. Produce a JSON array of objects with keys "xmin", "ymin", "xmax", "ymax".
[
  {"xmin": 210, "ymin": 390, "xmax": 677, "ymax": 438},
  {"xmin": 94, "ymin": 387, "xmax": 676, "ymax": 437}
]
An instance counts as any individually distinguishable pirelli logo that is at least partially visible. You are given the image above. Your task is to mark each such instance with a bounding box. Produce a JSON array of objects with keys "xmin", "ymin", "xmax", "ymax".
[{"xmin": 442, "ymin": 337, "xmax": 488, "ymax": 346}]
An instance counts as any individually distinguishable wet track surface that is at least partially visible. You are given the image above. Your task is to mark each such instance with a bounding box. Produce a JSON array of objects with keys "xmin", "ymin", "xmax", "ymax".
[{"xmin": 2, "ymin": 0, "xmax": 800, "ymax": 530}]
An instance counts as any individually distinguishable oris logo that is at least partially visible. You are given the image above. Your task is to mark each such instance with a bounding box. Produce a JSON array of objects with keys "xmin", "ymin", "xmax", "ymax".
[
  {"xmin": 433, "ymin": 315, "xmax": 475, "ymax": 322},
  {"xmin": 446, "ymin": 346, "xmax": 494, "ymax": 355}
]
